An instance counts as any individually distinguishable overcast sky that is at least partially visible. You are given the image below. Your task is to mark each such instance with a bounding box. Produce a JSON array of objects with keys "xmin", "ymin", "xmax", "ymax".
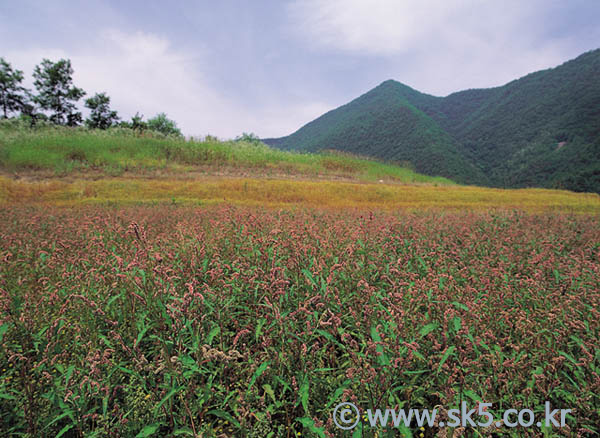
[{"xmin": 1, "ymin": 1, "xmax": 599, "ymax": 139}]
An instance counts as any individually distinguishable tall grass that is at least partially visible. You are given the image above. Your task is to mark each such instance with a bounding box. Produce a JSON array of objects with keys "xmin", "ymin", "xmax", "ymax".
[{"xmin": 0, "ymin": 120, "xmax": 454, "ymax": 184}]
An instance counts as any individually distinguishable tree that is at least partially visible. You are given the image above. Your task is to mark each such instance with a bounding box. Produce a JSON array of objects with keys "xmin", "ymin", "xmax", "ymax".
[
  {"xmin": 33, "ymin": 58, "xmax": 86, "ymax": 126},
  {"xmin": 19, "ymin": 90, "xmax": 47, "ymax": 126},
  {"xmin": 235, "ymin": 132, "xmax": 261, "ymax": 144},
  {"xmin": 129, "ymin": 112, "xmax": 147, "ymax": 131},
  {"xmin": 85, "ymin": 92, "xmax": 119, "ymax": 129},
  {"xmin": 147, "ymin": 113, "xmax": 182, "ymax": 137},
  {"xmin": 0, "ymin": 57, "xmax": 28, "ymax": 118}
]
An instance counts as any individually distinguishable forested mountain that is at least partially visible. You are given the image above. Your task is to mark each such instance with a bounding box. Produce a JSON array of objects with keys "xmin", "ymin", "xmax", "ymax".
[{"xmin": 264, "ymin": 49, "xmax": 600, "ymax": 192}]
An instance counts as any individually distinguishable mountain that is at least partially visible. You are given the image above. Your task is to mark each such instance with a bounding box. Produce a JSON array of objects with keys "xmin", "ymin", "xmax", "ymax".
[
  {"xmin": 265, "ymin": 81, "xmax": 487, "ymax": 185},
  {"xmin": 264, "ymin": 49, "xmax": 600, "ymax": 192}
]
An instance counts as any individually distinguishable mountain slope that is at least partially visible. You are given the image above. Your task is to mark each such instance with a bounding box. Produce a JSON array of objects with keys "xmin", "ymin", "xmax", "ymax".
[
  {"xmin": 265, "ymin": 48, "xmax": 600, "ymax": 192},
  {"xmin": 265, "ymin": 81, "xmax": 486, "ymax": 184}
]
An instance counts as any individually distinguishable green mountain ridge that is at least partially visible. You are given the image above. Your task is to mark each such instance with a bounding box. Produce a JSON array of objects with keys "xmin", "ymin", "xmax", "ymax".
[{"xmin": 264, "ymin": 48, "xmax": 600, "ymax": 192}]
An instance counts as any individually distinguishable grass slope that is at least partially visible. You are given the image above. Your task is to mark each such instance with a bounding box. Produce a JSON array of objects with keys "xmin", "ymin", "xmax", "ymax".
[
  {"xmin": 0, "ymin": 121, "xmax": 453, "ymax": 185},
  {"xmin": 2, "ymin": 123, "xmax": 599, "ymax": 213}
]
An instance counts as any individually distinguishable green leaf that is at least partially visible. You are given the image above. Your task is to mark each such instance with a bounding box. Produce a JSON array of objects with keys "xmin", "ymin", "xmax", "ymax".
[
  {"xmin": 452, "ymin": 301, "xmax": 469, "ymax": 311},
  {"xmin": 155, "ymin": 386, "xmax": 183, "ymax": 412},
  {"xmin": 297, "ymin": 417, "xmax": 326, "ymax": 438},
  {"xmin": 106, "ymin": 291, "xmax": 122, "ymax": 308},
  {"xmin": 417, "ymin": 256, "xmax": 427, "ymax": 272},
  {"xmin": 438, "ymin": 346, "xmax": 456, "ymax": 372},
  {"xmin": 316, "ymin": 329, "xmax": 345, "ymax": 349},
  {"xmin": 173, "ymin": 428, "xmax": 195, "ymax": 436},
  {"xmin": 559, "ymin": 351, "xmax": 578, "ymax": 366},
  {"xmin": 397, "ymin": 424, "xmax": 413, "ymax": 437},
  {"xmin": 452, "ymin": 316, "xmax": 462, "ymax": 333},
  {"xmin": 179, "ymin": 355, "xmax": 199, "ymax": 371},
  {"xmin": 136, "ymin": 424, "xmax": 159, "ymax": 438},
  {"xmin": 136, "ymin": 324, "xmax": 150, "ymax": 347},
  {"xmin": 207, "ymin": 409, "xmax": 241, "ymax": 428},
  {"xmin": 412, "ymin": 350, "xmax": 425, "ymax": 361},
  {"xmin": 299, "ymin": 382, "xmax": 309, "ymax": 414},
  {"xmin": 370, "ymin": 326, "xmax": 390, "ymax": 366},
  {"xmin": 206, "ymin": 326, "xmax": 220, "ymax": 345},
  {"xmin": 302, "ymin": 269, "xmax": 317, "ymax": 287},
  {"xmin": 326, "ymin": 385, "xmax": 348, "ymax": 408},
  {"xmin": 0, "ymin": 323, "xmax": 9, "ymax": 342},
  {"xmin": 263, "ymin": 384, "xmax": 276, "ymax": 403},
  {"xmin": 102, "ymin": 396, "xmax": 108, "ymax": 417},
  {"xmin": 116, "ymin": 365, "xmax": 134, "ymax": 375},
  {"xmin": 419, "ymin": 323, "xmax": 437, "ymax": 337},
  {"xmin": 403, "ymin": 369, "xmax": 429, "ymax": 375},
  {"xmin": 463, "ymin": 390, "xmax": 480, "ymax": 402},
  {"xmin": 64, "ymin": 365, "xmax": 75, "ymax": 385},
  {"xmin": 553, "ymin": 269, "xmax": 561, "ymax": 283},
  {"xmin": 56, "ymin": 424, "xmax": 74, "ymax": 438},
  {"xmin": 248, "ymin": 361, "xmax": 269, "ymax": 392},
  {"xmin": 42, "ymin": 411, "xmax": 74, "ymax": 430},
  {"xmin": 255, "ymin": 318, "xmax": 266, "ymax": 342}
]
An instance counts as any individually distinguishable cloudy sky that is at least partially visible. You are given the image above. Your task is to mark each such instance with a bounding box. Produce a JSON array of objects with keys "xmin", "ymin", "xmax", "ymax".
[{"xmin": 1, "ymin": 1, "xmax": 599, "ymax": 138}]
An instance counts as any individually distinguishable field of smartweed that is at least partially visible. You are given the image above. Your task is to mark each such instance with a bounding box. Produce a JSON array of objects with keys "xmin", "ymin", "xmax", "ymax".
[{"xmin": 1, "ymin": 205, "xmax": 599, "ymax": 437}]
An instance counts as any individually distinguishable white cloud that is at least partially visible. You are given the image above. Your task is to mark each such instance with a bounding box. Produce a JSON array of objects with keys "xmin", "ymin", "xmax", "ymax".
[
  {"xmin": 2, "ymin": 29, "xmax": 329, "ymax": 138},
  {"xmin": 287, "ymin": 0, "xmax": 590, "ymax": 95},
  {"xmin": 257, "ymin": 101, "xmax": 334, "ymax": 138},
  {"xmin": 289, "ymin": 0, "xmax": 467, "ymax": 55}
]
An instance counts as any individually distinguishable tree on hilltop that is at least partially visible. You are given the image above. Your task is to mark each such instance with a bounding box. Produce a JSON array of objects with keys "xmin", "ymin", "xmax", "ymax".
[
  {"xmin": 0, "ymin": 57, "xmax": 29, "ymax": 118},
  {"xmin": 235, "ymin": 132, "xmax": 261, "ymax": 144},
  {"xmin": 85, "ymin": 92, "xmax": 119, "ymax": 129},
  {"xmin": 147, "ymin": 113, "xmax": 182, "ymax": 137},
  {"xmin": 33, "ymin": 58, "xmax": 86, "ymax": 126}
]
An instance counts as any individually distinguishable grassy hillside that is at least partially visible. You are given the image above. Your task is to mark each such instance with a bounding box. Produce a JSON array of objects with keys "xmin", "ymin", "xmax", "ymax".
[
  {"xmin": 265, "ymin": 48, "xmax": 600, "ymax": 192},
  {"xmin": 0, "ymin": 120, "xmax": 453, "ymax": 185},
  {"xmin": 3, "ymin": 121, "xmax": 600, "ymax": 213}
]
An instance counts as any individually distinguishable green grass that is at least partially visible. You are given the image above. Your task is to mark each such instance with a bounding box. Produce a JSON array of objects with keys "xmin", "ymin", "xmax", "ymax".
[{"xmin": 0, "ymin": 120, "xmax": 455, "ymax": 185}]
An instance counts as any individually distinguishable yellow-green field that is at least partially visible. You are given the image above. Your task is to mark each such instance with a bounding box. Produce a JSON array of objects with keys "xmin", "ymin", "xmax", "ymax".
[{"xmin": 1, "ymin": 175, "xmax": 599, "ymax": 213}]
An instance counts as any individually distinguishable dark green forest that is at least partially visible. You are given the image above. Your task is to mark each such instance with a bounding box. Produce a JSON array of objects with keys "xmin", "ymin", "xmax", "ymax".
[{"xmin": 264, "ymin": 49, "xmax": 600, "ymax": 192}]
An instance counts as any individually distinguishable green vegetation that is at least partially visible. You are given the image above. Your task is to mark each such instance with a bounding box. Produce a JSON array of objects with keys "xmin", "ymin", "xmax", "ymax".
[
  {"xmin": 265, "ymin": 81, "xmax": 485, "ymax": 185},
  {"xmin": 32, "ymin": 58, "xmax": 86, "ymax": 126},
  {"xmin": 1, "ymin": 56, "xmax": 185, "ymax": 140},
  {"xmin": 85, "ymin": 92, "xmax": 120, "ymax": 129},
  {"xmin": 145, "ymin": 112, "xmax": 182, "ymax": 137},
  {"xmin": 265, "ymin": 48, "xmax": 600, "ymax": 193},
  {"xmin": 0, "ymin": 120, "xmax": 454, "ymax": 184},
  {"xmin": 1, "ymin": 206, "xmax": 599, "ymax": 436},
  {"xmin": 0, "ymin": 58, "xmax": 28, "ymax": 119}
]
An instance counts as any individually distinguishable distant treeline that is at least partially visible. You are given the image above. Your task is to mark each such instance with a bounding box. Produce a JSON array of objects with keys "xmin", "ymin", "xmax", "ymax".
[{"xmin": 0, "ymin": 57, "xmax": 182, "ymax": 136}]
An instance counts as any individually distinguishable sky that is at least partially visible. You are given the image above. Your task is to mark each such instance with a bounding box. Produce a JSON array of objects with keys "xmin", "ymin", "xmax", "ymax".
[{"xmin": 1, "ymin": 1, "xmax": 599, "ymax": 139}]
